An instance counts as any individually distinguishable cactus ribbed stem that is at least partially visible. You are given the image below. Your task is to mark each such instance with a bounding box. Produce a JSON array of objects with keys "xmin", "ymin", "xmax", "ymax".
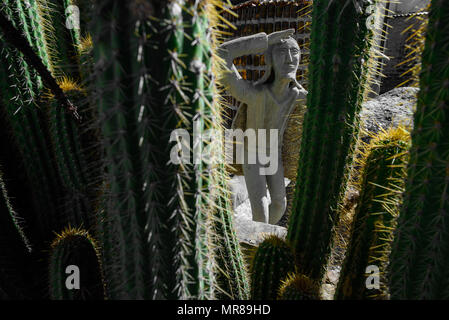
[
  {"xmin": 288, "ymin": 0, "xmax": 378, "ymax": 280},
  {"xmin": 336, "ymin": 128, "xmax": 410, "ymax": 300},
  {"xmin": 0, "ymin": 26, "xmax": 64, "ymax": 240},
  {"xmin": 0, "ymin": 168, "xmax": 32, "ymax": 299},
  {"xmin": 214, "ymin": 177, "xmax": 250, "ymax": 299},
  {"xmin": 36, "ymin": 0, "xmax": 80, "ymax": 79},
  {"xmin": 278, "ymin": 273, "xmax": 321, "ymax": 300},
  {"xmin": 90, "ymin": 1, "xmax": 149, "ymax": 299},
  {"xmin": 388, "ymin": 0, "xmax": 449, "ymax": 300},
  {"xmin": 249, "ymin": 235, "xmax": 296, "ymax": 300}
]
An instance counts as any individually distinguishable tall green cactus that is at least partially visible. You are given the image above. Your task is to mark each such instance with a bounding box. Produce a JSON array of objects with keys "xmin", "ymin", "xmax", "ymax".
[
  {"xmin": 1, "ymin": 1, "xmax": 96, "ymax": 237},
  {"xmin": 0, "ymin": 3, "xmax": 65, "ymax": 241},
  {"xmin": 45, "ymin": 82, "xmax": 100, "ymax": 229},
  {"xmin": 36, "ymin": 0, "xmax": 81, "ymax": 79},
  {"xmin": 89, "ymin": 0, "xmax": 159, "ymax": 299},
  {"xmin": 249, "ymin": 235, "xmax": 296, "ymax": 300},
  {"xmin": 213, "ymin": 177, "xmax": 250, "ymax": 299},
  {"xmin": 288, "ymin": 0, "xmax": 380, "ymax": 280},
  {"xmin": 89, "ymin": 0, "xmax": 248, "ymax": 300},
  {"xmin": 388, "ymin": 0, "xmax": 449, "ymax": 299},
  {"xmin": 49, "ymin": 228, "xmax": 104, "ymax": 300},
  {"xmin": 336, "ymin": 127, "xmax": 410, "ymax": 300}
]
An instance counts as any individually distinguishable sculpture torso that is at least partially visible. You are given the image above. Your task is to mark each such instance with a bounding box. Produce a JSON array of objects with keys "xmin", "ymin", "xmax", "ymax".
[{"xmin": 243, "ymin": 83, "xmax": 303, "ymax": 152}]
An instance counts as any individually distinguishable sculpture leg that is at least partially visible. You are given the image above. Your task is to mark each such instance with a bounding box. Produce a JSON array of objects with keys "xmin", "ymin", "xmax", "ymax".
[
  {"xmin": 266, "ymin": 154, "xmax": 286, "ymax": 225},
  {"xmin": 242, "ymin": 163, "xmax": 269, "ymax": 223}
]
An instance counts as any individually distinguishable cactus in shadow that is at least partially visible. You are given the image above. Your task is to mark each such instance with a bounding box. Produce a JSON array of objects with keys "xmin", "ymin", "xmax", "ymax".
[
  {"xmin": 0, "ymin": 0, "xmax": 248, "ymax": 300},
  {"xmin": 0, "ymin": 168, "xmax": 33, "ymax": 299},
  {"xmin": 278, "ymin": 272, "xmax": 321, "ymax": 300},
  {"xmin": 335, "ymin": 127, "xmax": 410, "ymax": 300},
  {"xmin": 213, "ymin": 176, "xmax": 250, "ymax": 299},
  {"xmin": 249, "ymin": 235, "xmax": 296, "ymax": 300},
  {"xmin": 88, "ymin": 0, "xmax": 164, "ymax": 299},
  {"xmin": 49, "ymin": 227, "xmax": 105, "ymax": 300},
  {"xmin": 89, "ymin": 0, "xmax": 248, "ymax": 299},
  {"xmin": 388, "ymin": 0, "xmax": 449, "ymax": 299},
  {"xmin": 287, "ymin": 0, "xmax": 381, "ymax": 280}
]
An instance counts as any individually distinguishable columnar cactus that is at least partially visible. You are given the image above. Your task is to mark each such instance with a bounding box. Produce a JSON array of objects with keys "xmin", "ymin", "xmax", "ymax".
[
  {"xmin": 49, "ymin": 228, "xmax": 104, "ymax": 300},
  {"xmin": 278, "ymin": 272, "xmax": 320, "ymax": 300},
  {"xmin": 288, "ymin": 0, "xmax": 381, "ymax": 280},
  {"xmin": 388, "ymin": 0, "xmax": 449, "ymax": 299},
  {"xmin": 0, "ymin": 0, "xmax": 249, "ymax": 301},
  {"xmin": 0, "ymin": 169, "xmax": 32, "ymax": 299},
  {"xmin": 336, "ymin": 127, "xmax": 410, "ymax": 300},
  {"xmin": 250, "ymin": 235, "xmax": 296, "ymax": 300}
]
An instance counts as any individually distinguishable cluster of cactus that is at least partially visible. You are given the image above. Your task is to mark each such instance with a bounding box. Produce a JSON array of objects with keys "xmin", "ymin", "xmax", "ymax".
[
  {"xmin": 0, "ymin": 0, "xmax": 249, "ymax": 300},
  {"xmin": 336, "ymin": 127, "xmax": 411, "ymax": 299}
]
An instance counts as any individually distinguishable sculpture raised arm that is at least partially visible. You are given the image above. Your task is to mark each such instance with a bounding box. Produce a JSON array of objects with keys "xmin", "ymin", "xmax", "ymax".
[{"xmin": 218, "ymin": 29, "xmax": 295, "ymax": 104}]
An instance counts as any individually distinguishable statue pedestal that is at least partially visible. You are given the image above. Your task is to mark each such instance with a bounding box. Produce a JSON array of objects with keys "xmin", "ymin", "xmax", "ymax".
[{"xmin": 230, "ymin": 175, "xmax": 290, "ymax": 246}]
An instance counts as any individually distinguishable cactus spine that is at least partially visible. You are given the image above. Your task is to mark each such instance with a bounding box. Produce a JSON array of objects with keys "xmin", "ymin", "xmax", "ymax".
[
  {"xmin": 278, "ymin": 273, "xmax": 321, "ymax": 300},
  {"xmin": 388, "ymin": 0, "xmax": 449, "ymax": 299},
  {"xmin": 49, "ymin": 228, "xmax": 104, "ymax": 300},
  {"xmin": 0, "ymin": 168, "xmax": 33, "ymax": 299},
  {"xmin": 336, "ymin": 127, "xmax": 410, "ymax": 300},
  {"xmin": 250, "ymin": 235, "xmax": 296, "ymax": 300},
  {"xmin": 0, "ymin": 3, "xmax": 65, "ymax": 239},
  {"xmin": 288, "ymin": 0, "xmax": 380, "ymax": 280}
]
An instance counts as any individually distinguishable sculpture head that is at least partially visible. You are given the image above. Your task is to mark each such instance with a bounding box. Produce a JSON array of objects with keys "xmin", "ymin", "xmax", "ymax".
[{"xmin": 256, "ymin": 36, "xmax": 301, "ymax": 85}]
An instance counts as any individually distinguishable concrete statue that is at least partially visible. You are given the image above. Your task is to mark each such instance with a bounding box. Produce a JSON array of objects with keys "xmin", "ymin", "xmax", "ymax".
[{"xmin": 219, "ymin": 29, "xmax": 308, "ymax": 225}]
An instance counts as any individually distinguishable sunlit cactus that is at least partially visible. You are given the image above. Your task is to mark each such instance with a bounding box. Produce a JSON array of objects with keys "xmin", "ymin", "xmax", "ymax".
[
  {"xmin": 288, "ymin": 0, "xmax": 383, "ymax": 281},
  {"xmin": 336, "ymin": 127, "xmax": 410, "ymax": 300}
]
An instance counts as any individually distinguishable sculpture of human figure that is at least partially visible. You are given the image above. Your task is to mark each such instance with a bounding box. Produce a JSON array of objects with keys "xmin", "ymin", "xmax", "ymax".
[{"xmin": 219, "ymin": 29, "xmax": 307, "ymax": 225}]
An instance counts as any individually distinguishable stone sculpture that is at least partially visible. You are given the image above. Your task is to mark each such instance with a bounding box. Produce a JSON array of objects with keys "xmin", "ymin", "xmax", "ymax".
[{"xmin": 219, "ymin": 29, "xmax": 307, "ymax": 225}]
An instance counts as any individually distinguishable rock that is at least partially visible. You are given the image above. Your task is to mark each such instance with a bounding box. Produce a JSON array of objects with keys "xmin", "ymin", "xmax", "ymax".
[
  {"xmin": 360, "ymin": 87, "xmax": 418, "ymax": 139},
  {"xmin": 232, "ymin": 177, "xmax": 291, "ymax": 245}
]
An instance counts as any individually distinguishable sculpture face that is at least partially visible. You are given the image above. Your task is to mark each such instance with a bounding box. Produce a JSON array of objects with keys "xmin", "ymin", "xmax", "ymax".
[{"xmin": 271, "ymin": 39, "xmax": 300, "ymax": 81}]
